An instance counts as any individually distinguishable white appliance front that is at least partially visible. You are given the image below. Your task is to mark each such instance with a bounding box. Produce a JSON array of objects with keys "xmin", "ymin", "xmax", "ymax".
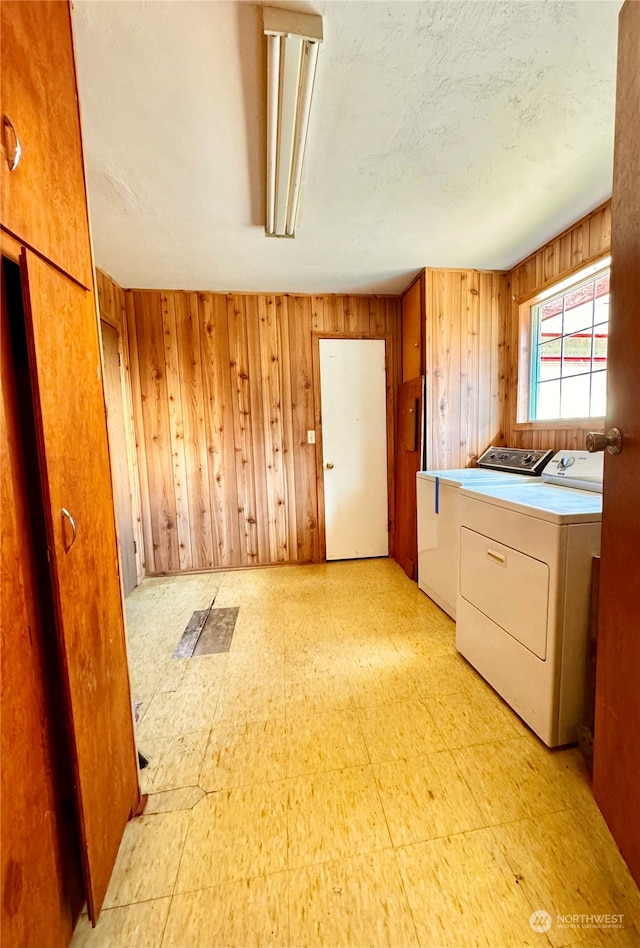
[
  {"xmin": 416, "ymin": 469, "xmax": 539, "ymax": 619},
  {"xmin": 456, "ymin": 452, "xmax": 603, "ymax": 747}
]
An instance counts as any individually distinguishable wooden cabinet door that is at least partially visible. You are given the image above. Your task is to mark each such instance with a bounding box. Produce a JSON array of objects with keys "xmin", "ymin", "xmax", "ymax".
[
  {"xmin": 1, "ymin": 1, "xmax": 93, "ymax": 289},
  {"xmin": 593, "ymin": 0, "xmax": 640, "ymax": 886},
  {"xmin": 402, "ymin": 277, "xmax": 423, "ymax": 382},
  {"xmin": 394, "ymin": 376, "xmax": 424, "ymax": 579},
  {"xmin": 20, "ymin": 249, "xmax": 139, "ymax": 921}
]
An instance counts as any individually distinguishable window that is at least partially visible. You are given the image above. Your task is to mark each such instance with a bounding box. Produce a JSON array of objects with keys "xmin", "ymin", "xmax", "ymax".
[{"xmin": 527, "ymin": 262, "xmax": 609, "ymax": 421}]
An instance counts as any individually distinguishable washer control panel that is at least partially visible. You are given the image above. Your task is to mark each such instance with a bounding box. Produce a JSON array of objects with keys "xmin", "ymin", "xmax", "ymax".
[
  {"xmin": 541, "ymin": 450, "xmax": 604, "ymax": 492},
  {"xmin": 477, "ymin": 446, "xmax": 554, "ymax": 475}
]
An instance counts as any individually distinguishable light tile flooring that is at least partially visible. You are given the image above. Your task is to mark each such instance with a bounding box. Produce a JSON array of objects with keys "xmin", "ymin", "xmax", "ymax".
[{"xmin": 72, "ymin": 559, "xmax": 640, "ymax": 948}]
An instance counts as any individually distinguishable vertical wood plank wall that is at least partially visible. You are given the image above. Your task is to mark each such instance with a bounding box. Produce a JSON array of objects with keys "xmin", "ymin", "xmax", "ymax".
[
  {"xmin": 126, "ymin": 291, "xmax": 401, "ymax": 573},
  {"xmin": 424, "ymin": 268, "xmax": 509, "ymax": 469},
  {"xmin": 95, "ymin": 269, "xmax": 145, "ymax": 582},
  {"xmin": 506, "ymin": 201, "xmax": 612, "ymax": 451}
]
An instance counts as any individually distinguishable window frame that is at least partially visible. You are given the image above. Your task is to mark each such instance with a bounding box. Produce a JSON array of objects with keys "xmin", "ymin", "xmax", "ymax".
[{"xmin": 515, "ymin": 257, "xmax": 610, "ymax": 429}]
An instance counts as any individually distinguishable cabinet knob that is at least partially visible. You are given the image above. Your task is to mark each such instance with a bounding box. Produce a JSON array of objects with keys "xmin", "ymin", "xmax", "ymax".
[{"xmin": 2, "ymin": 115, "xmax": 22, "ymax": 172}]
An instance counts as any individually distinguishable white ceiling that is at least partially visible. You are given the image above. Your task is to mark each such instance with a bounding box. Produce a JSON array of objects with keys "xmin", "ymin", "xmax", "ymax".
[{"xmin": 72, "ymin": 0, "xmax": 621, "ymax": 295}]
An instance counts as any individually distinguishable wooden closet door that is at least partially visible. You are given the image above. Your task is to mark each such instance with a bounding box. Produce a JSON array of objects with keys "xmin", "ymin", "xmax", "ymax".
[
  {"xmin": 20, "ymin": 248, "xmax": 139, "ymax": 921},
  {"xmin": 1, "ymin": 263, "xmax": 76, "ymax": 948}
]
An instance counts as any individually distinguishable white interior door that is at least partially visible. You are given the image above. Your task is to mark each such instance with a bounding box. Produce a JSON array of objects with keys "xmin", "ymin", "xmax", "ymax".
[{"xmin": 319, "ymin": 338, "xmax": 388, "ymax": 560}]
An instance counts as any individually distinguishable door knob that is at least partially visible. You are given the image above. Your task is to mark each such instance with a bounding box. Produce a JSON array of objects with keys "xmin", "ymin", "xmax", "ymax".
[
  {"xmin": 325, "ymin": 462, "xmax": 334, "ymax": 469},
  {"xmin": 586, "ymin": 428, "xmax": 622, "ymax": 455}
]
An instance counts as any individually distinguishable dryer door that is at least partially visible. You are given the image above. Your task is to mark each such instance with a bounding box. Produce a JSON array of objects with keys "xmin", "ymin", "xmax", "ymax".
[{"xmin": 459, "ymin": 528, "xmax": 549, "ymax": 659}]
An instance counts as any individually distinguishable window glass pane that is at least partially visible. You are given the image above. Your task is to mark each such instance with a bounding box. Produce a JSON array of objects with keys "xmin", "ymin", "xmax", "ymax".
[
  {"xmin": 535, "ymin": 379, "xmax": 561, "ymax": 420},
  {"xmin": 560, "ymin": 374, "xmax": 591, "ymax": 419},
  {"xmin": 562, "ymin": 333, "xmax": 593, "ymax": 377},
  {"xmin": 593, "ymin": 293, "xmax": 609, "ymax": 326},
  {"xmin": 565, "ymin": 281, "xmax": 594, "ymax": 310},
  {"xmin": 529, "ymin": 265, "xmax": 609, "ymax": 422},
  {"xmin": 590, "ymin": 370, "xmax": 607, "ymax": 416},
  {"xmin": 563, "ymin": 298, "xmax": 594, "ymax": 336},
  {"xmin": 592, "ymin": 329, "xmax": 608, "ymax": 366},
  {"xmin": 539, "ymin": 314, "xmax": 563, "ymax": 339},
  {"xmin": 537, "ymin": 338, "xmax": 562, "ymax": 381}
]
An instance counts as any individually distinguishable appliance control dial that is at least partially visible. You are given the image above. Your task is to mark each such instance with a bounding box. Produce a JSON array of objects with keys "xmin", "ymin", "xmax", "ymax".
[{"xmin": 559, "ymin": 456, "xmax": 575, "ymax": 469}]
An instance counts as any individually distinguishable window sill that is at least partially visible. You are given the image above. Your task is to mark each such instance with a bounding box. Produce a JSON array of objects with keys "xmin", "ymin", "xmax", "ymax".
[{"xmin": 513, "ymin": 417, "xmax": 605, "ymax": 431}]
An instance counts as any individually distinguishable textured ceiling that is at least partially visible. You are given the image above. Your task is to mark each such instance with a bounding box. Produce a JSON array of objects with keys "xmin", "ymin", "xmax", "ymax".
[{"xmin": 72, "ymin": 0, "xmax": 621, "ymax": 295}]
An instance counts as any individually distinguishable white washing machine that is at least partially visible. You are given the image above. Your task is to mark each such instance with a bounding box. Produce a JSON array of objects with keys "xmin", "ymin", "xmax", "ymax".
[
  {"xmin": 456, "ymin": 450, "xmax": 604, "ymax": 747},
  {"xmin": 417, "ymin": 447, "xmax": 552, "ymax": 618}
]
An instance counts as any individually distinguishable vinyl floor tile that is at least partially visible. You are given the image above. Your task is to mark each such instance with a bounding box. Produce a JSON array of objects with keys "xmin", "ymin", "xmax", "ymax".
[
  {"xmin": 162, "ymin": 873, "xmax": 289, "ymax": 948},
  {"xmin": 199, "ymin": 719, "xmax": 287, "ymax": 791},
  {"xmin": 103, "ymin": 811, "xmax": 190, "ymax": 909},
  {"xmin": 175, "ymin": 781, "xmax": 288, "ymax": 892},
  {"xmin": 145, "ymin": 786, "xmax": 205, "ymax": 814},
  {"xmin": 453, "ymin": 733, "xmax": 592, "ymax": 824},
  {"xmin": 288, "ymin": 850, "xmax": 419, "ymax": 948},
  {"xmin": 492, "ymin": 805, "xmax": 640, "ymax": 947},
  {"xmin": 214, "ymin": 676, "xmax": 285, "ymax": 726},
  {"xmin": 374, "ymin": 750, "xmax": 486, "ymax": 846},
  {"xmin": 428, "ymin": 685, "xmax": 523, "ymax": 748},
  {"xmin": 397, "ymin": 827, "xmax": 548, "ymax": 948},
  {"xmin": 357, "ymin": 696, "xmax": 446, "ymax": 762},
  {"xmin": 285, "ymin": 670, "xmax": 354, "ymax": 718},
  {"xmin": 288, "ymin": 765, "xmax": 392, "ymax": 869},
  {"xmin": 71, "ymin": 898, "xmax": 171, "ymax": 948},
  {"xmin": 140, "ymin": 731, "xmax": 210, "ymax": 794},
  {"xmin": 137, "ymin": 687, "xmax": 221, "ymax": 741},
  {"xmin": 286, "ymin": 709, "xmax": 369, "ymax": 777},
  {"xmin": 563, "ymin": 926, "xmax": 640, "ymax": 947}
]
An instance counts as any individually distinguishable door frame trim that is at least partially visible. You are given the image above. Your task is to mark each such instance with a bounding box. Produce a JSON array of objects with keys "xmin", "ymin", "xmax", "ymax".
[{"xmin": 311, "ymin": 331, "xmax": 397, "ymax": 562}]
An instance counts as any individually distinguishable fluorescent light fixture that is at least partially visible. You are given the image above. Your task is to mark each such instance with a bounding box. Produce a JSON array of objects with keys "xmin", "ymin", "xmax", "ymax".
[{"xmin": 263, "ymin": 7, "xmax": 323, "ymax": 238}]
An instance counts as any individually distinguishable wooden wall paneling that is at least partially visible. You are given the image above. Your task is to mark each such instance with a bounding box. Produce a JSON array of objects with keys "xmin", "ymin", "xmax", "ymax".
[
  {"xmin": 368, "ymin": 296, "xmax": 387, "ymax": 336},
  {"xmin": 288, "ymin": 296, "xmax": 318, "ymax": 562},
  {"xmin": 127, "ymin": 291, "xmax": 400, "ymax": 573},
  {"xmin": 199, "ymin": 293, "xmax": 242, "ymax": 567},
  {"xmin": 132, "ymin": 292, "xmax": 179, "ymax": 572},
  {"xmin": 428, "ymin": 271, "xmax": 462, "ymax": 469},
  {"xmin": 227, "ymin": 295, "xmax": 259, "ymax": 565},
  {"xmin": 277, "ymin": 297, "xmax": 299, "ymax": 562},
  {"xmin": 259, "ymin": 295, "xmax": 289, "ymax": 562},
  {"xmin": 125, "ymin": 291, "xmax": 154, "ymax": 574},
  {"xmin": 425, "ymin": 269, "xmax": 508, "ymax": 472},
  {"xmin": 248, "ymin": 295, "xmax": 273, "ymax": 563},
  {"xmin": 505, "ymin": 201, "xmax": 611, "ymax": 452},
  {"xmin": 162, "ymin": 293, "xmax": 193, "ymax": 570},
  {"xmin": 174, "ymin": 292, "xmax": 214, "ymax": 570}
]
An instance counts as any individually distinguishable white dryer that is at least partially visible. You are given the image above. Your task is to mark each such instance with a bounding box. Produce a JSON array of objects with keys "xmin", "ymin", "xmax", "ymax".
[
  {"xmin": 456, "ymin": 450, "xmax": 604, "ymax": 747},
  {"xmin": 417, "ymin": 447, "xmax": 552, "ymax": 619}
]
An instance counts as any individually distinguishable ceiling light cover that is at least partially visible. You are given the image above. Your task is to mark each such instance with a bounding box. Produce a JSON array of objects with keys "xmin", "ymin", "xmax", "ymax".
[{"xmin": 263, "ymin": 7, "xmax": 323, "ymax": 238}]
